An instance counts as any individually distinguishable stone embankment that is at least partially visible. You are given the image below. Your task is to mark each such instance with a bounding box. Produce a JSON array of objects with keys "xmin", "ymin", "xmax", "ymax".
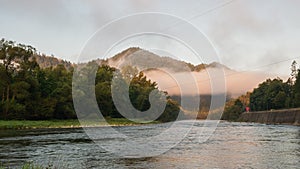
[{"xmin": 239, "ymin": 108, "xmax": 300, "ymax": 125}]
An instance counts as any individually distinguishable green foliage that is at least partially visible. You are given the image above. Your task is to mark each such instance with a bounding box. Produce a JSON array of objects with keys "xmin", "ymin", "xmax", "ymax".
[
  {"xmin": 222, "ymin": 99, "xmax": 244, "ymax": 121},
  {"xmin": 0, "ymin": 39, "xmax": 78, "ymax": 120},
  {"xmin": 290, "ymin": 60, "xmax": 297, "ymax": 85},
  {"xmin": 95, "ymin": 65, "xmax": 116, "ymax": 117},
  {"xmin": 223, "ymin": 60, "xmax": 300, "ymax": 121},
  {"xmin": 94, "ymin": 66, "xmax": 180, "ymax": 122},
  {"xmin": 220, "ymin": 61, "xmax": 300, "ymax": 121},
  {"xmin": 3, "ymin": 162, "xmax": 48, "ymax": 169},
  {"xmin": 244, "ymin": 61, "xmax": 300, "ymax": 113},
  {"xmin": 250, "ymin": 78, "xmax": 291, "ymax": 111},
  {"xmin": 21, "ymin": 162, "xmax": 44, "ymax": 169},
  {"xmin": 129, "ymin": 72, "xmax": 156, "ymax": 111},
  {"xmin": 158, "ymin": 99, "xmax": 180, "ymax": 122},
  {"xmin": 0, "ymin": 39, "xmax": 180, "ymax": 122},
  {"xmin": 0, "ymin": 120, "xmax": 79, "ymax": 130},
  {"xmin": 294, "ymin": 69, "xmax": 300, "ymax": 107}
]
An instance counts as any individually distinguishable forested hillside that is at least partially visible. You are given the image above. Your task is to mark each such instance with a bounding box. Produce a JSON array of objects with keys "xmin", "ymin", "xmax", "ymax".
[{"xmin": 0, "ymin": 39, "xmax": 179, "ymax": 122}]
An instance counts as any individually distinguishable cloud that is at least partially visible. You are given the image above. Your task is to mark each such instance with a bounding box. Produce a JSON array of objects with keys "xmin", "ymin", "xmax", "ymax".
[
  {"xmin": 1, "ymin": 0, "xmax": 300, "ymax": 77},
  {"xmin": 144, "ymin": 67, "xmax": 280, "ymax": 97},
  {"xmin": 197, "ymin": 0, "xmax": 300, "ymax": 76}
]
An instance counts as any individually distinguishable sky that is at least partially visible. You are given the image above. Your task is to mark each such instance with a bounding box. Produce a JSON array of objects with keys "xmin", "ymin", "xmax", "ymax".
[{"xmin": 1, "ymin": 0, "xmax": 300, "ymax": 76}]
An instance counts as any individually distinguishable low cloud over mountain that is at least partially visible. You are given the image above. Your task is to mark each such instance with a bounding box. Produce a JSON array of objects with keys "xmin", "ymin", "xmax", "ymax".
[
  {"xmin": 103, "ymin": 47, "xmax": 277, "ymax": 97},
  {"xmin": 34, "ymin": 47, "xmax": 278, "ymax": 97}
]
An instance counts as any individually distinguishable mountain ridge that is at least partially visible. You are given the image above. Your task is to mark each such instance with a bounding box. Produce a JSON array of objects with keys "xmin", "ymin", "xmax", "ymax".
[
  {"xmin": 32, "ymin": 47, "xmax": 274, "ymax": 97},
  {"xmin": 33, "ymin": 47, "xmax": 231, "ymax": 73},
  {"xmin": 104, "ymin": 47, "xmax": 231, "ymax": 72}
]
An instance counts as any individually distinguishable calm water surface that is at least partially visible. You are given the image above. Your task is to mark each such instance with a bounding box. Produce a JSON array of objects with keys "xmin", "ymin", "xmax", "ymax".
[{"xmin": 0, "ymin": 121, "xmax": 299, "ymax": 169}]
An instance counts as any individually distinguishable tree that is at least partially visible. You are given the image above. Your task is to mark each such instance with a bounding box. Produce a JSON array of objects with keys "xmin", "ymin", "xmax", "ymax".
[
  {"xmin": 158, "ymin": 99, "xmax": 180, "ymax": 122},
  {"xmin": 222, "ymin": 60, "xmax": 299, "ymax": 121},
  {"xmin": 222, "ymin": 99, "xmax": 244, "ymax": 121},
  {"xmin": 0, "ymin": 39, "xmax": 37, "ymax": 119},
  {"xmin": 95, "ymin": 65, "xmax": 116, "ymax": 117},
  {"xmin": 273, "ymin": 91, "xmax": 287, "ymax": 109},
  {"xmin": 49, "ymin": 65, "xmax": 75, "ymax": 119},
  {"xmin": 129, "ymin": 72, "xmax": 157, "ymax": 112},
  {"xmin": 250, "ymin": 78, "xmax": 293, "ymax": 111},
  {"xmin": 94, "ymin": 65, "xmax": 181, "ymax": 122},
  {"xmin": 121, "ymin": 65, "xmax": 138, "ymax": 83},
  {"xmin": 294, "ymin": 69, "xmax": 300, "ymax": 107},
  {"xmin": 0, "ymin": 39, "xmax": 182, "ymax": 122},
  {"xmin": 290, "ymin": 60, "xmax": 297, "ymax": 85}
]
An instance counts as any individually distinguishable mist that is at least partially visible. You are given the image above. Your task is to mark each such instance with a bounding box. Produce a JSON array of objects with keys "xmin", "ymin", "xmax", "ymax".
[{"xmin": 144, "ymin": 67, "xmax": 281, "ymax": 97}]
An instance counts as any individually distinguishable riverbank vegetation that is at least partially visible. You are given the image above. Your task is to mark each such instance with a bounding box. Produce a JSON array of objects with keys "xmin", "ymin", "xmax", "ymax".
[
  {"xmin": 0, "ymin": 39, "xmax": 180, "ymax": 123},
  {"xmin": 0, "ymin": 118, "xmax": 160, "ymax": 130},
  {"xmin": 0, "ymin": 162, "xmax": 43, "ymax": 169},
  {"xmin": 0, "ymin": 120, "xmax": 80, "ymax": 130},
  {"xmin": 0, "ymin": 161, "xmax": 67, "ymax": 169},
  {"xmin": 222, "ymin": 60, "xmax": 300, "ymax": 121}
]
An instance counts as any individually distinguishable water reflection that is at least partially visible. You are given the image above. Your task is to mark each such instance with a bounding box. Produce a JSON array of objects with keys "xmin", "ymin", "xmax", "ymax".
[{"xmin": 0, "ymin": 121, "xmax": 299, "ymax": 168}]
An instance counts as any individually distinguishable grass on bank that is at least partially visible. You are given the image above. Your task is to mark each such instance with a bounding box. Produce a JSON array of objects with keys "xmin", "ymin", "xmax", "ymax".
[
  {"xmin": 0, "ymin": 162, "xmax": 66, "ymax": 169},
  {"xmin": 0, "ymin": 119, "xmax": 80, "ymax": 130},
  {"xmin": 0, "ymin": 118, "xmax": 160, "ymax": 130}
]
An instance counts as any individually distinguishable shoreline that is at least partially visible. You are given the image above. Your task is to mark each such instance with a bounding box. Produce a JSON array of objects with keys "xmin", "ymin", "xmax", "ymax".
[
  {"xmin": 2, "ymin": 119, "xmax": 298, "ymax": 130},
  {"xmin": 239, "ymin": 108, "xmax": 300, "ymax": 126},
  {"xmin": 0, "ymin": 119, "xmax": 160, "ymax": 130}
]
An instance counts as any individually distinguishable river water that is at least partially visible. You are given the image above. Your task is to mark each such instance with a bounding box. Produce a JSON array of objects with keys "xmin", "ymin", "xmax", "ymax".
[{"xmin": 0, "ymin": 121, "xmax": 299, "ymax": 169}]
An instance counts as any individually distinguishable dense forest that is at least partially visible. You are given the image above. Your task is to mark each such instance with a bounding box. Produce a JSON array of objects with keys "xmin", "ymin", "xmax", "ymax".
[
  {"xmin": 0, "ymin": 39, "xmax": 179, "ymax": 122},
  {"xmin": 2, "ymin": 39, "xmax": 299, "ymax": 123},
  {"xmin": 222, "ymin": 61, "xmax": 300, "ymax": 121}
]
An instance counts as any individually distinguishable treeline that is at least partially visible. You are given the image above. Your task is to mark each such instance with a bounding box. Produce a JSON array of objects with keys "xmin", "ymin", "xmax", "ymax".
[
  {"xmin": 0, "ymin": 39, "xmax": 76, "ymax": 120},
  {"xmin": 79, "ymin": 62, "xmax": 180, "ymax": 122},
  {"xmin": 222, "ymin": 61, "xmax": 300, "ymax": 121},
  {"xmin": 0, "ymin": 39, "xmax": 180, "ymax": 122}
]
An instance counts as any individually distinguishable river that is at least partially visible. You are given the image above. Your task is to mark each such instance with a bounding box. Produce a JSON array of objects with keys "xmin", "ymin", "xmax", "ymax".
[{"xmin": 0, "ymin": 121, "xmax": 299, "ymax": 169}]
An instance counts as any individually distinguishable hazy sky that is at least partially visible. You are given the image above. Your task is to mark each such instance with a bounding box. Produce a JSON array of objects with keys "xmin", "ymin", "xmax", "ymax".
[{"xmin": 1, "ymin": 0, "xmax": 300, "ymax": 76}]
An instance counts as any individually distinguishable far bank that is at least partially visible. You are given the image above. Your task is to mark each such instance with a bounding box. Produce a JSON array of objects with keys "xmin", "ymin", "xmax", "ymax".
[
  {"xmin": 0, "ymin": 118, "xmax": 159, "ymax": 130},
  {"xmin": 239, "ymin": 108, "xmax": 300, "ymax": 126}
]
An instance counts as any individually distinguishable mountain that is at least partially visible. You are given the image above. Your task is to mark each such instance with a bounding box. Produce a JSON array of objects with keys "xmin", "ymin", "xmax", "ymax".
[
  {"xmin": 99, "ymin": 48, "xmax": 274, "ymax": 97},
  {"xmin": 31, "ymin": 47, "xmax": 278, "ymax": 119},
  {"xmin": 104, "ymin": 47, "xmax": 231, "ymax": 73},
  {"xmin": 33, "ymin": 47, "xmax": 276, "ymax": 97},
  {"xmin": 32, "ymin": 53, "xmax": 74, "ymax": 70}
]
